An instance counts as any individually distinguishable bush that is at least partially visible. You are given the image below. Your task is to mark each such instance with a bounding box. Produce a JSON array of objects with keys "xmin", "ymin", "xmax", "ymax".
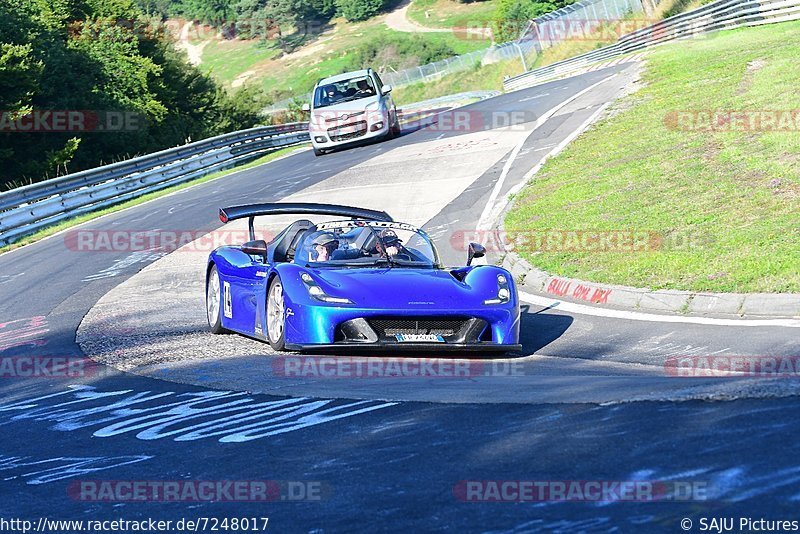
[
  {"xmin": 214, "ymin": 84, "xmax": 274, "ymax": 131},
  {"xmin": 336, "ymin": 0, "xmax": 385, "ymax": 22},
  {"xmin": 347, "ymin": 34, "xmax": 456, "ymax": 70},
  {"xmin": 493, "ymin": 0, "xmax": 562, "ymax": 43}
]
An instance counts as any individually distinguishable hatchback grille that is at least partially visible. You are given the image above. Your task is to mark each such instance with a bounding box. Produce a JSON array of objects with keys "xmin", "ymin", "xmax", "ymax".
[
  {"xmin": 328, "ymin": 121, "xmax": 368, "ymax": 142},
  {"xmin": 325, "ymin": 111, "xmax": 365, "ymax": 123}
]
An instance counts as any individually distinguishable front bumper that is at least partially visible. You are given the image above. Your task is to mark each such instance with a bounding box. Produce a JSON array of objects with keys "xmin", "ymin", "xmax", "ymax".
[
  {"xmin": 283, "ymin": 303, "xmax": 520, "ymax": 351},
  {"xmin": 310, "ymin": 115, "xmax": 390, "ymax": 149},
  {"xmin": 285, "ymin": 342, "xmax": 523, "ymax": 354}
]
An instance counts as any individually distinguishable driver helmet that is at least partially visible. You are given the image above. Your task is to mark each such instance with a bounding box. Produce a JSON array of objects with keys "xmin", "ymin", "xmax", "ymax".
[
  {"xmin": 311, "ymin": 232, "xmax": 339, "ymax": 249},
  {"xmin": 379, "ymin": 229, "xmax": 401, "ymax": 246}
]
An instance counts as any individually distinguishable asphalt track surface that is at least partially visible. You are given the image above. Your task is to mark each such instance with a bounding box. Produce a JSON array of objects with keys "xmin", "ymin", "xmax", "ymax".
[{"xmin": 1, "ymin": 64, "xmax": 799, "ymax": 533}]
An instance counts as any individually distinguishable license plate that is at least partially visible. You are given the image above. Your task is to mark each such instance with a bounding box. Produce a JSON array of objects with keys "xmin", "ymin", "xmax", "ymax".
[
  {"xmin": 335, "ymin": 125, "xmax": 360, "ymax": 136},
  {"xmin": 395, "ymin": 334, "xmax": 445, "ymax": 343}
]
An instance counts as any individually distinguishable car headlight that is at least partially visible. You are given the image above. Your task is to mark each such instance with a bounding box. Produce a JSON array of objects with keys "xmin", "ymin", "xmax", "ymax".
[
  {"xmin": 301, "ymin": 272, "xmax": 352, "ymax": 304},
  {"xmin": 484, "ymin": 273, "xmax": 511, "ymax": 305},
  {"xmin": 364, "ymin": 101, "xmax": 386, "ymax": 123}
]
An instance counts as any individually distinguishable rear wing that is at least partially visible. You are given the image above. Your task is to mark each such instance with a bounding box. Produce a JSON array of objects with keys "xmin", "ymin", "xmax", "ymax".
[{"xmin": 218, "ymin": 203, "xmax": 394, "ymax": 241}]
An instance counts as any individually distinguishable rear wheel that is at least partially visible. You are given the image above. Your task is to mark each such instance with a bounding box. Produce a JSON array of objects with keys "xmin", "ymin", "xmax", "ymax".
[
  {"xmin": 266, "ymin": 276, "xmax": 286, "ymax": 351},
  {"xmin": 206, "ymin": 265, "xmax": 226, "ymax": 334}
]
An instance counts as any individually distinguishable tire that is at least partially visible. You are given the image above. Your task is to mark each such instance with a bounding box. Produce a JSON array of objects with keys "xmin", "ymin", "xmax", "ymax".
[
  {"xmin": 266, "ymin": 276, "xmax": 286, "ymax": 351},
  {"xmin": 206, "ymin": 265, "xmax": 226, "ymax": 334},
  {"xmin": 390, "ymin": 109, "xmax": 401, "ymax": 137},
  {"xmin": 313, "ymin": 147, "xmax": 324, "ymax": 157}
]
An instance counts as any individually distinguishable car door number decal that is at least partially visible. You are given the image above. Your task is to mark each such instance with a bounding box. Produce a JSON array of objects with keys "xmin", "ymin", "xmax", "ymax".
[{"xmin": 223, "ymin": 281, "xmax": 233, "ymax": 319}]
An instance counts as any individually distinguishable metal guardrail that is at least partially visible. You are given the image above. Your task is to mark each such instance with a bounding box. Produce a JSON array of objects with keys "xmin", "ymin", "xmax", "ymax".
[
  {"xmin": 504, "ymin": 0, "xmax": 800, "ymax": 90},
  {"xmin": 397, "ymin": 90, "xmax": 502, "ymax": 112},
  {"xmin": 516, "ymin": 0, "xmax": 655, "ymax": 56},
  {"xmin": 0, "ymin": 124, "xmax": 309, "ymax": 246}
]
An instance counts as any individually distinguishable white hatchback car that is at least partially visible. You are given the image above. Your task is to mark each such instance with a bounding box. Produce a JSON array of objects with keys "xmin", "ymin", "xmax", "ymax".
[{"xmin": 303, "ymin": 68, "xmax": 401, "ymax": 156}]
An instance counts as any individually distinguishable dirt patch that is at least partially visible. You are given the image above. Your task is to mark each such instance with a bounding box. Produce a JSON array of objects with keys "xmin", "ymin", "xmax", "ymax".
[
  {"xmin": 770, "ymin": 179, "xmax": 800, "ymax": 200},
  {"xmin": 232, "ymin": 70, "xmax": 256, "ymax": 88},
  {"xmin": 737, "ymin": 58, "xmax": 767, "ymax": 95},
  {"xmin": 701, "ymin": 137, "xmax": 723, "ymax": 163},
  {"xmin": 385, "ymin": 0, "xmax": 450, "ymax": 33}
]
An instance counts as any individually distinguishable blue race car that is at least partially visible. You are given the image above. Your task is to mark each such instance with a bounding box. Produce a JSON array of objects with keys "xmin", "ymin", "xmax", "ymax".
[{"xmin": 206, "ymin": 203, "xmax": 521, "ymax": 353}]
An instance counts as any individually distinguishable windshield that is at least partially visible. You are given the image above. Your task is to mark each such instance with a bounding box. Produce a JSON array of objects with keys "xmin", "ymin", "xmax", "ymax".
[
  {"xmin": 296, "ymin": 221, "xmax": 439, "ymax": 268},
  {"xmin": 313, "ymin": 76, "xmax": 377, "ymax": 108}
]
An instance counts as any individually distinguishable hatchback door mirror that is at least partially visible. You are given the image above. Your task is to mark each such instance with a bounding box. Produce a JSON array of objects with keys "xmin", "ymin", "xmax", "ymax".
[
  {"xmin": 381, "ymin": 84, "xmax": 393, "ymax": 95},
  {"xmin": 301, "ymin": 103, "xmax": 310, "ymax": 112},
  {"xmin": 467, "ymin": 242, "xmax": 486, "ymax": 266},
  {"xmin": 242, "ymin": 240, "xmax": 268, "ymax": 261}
]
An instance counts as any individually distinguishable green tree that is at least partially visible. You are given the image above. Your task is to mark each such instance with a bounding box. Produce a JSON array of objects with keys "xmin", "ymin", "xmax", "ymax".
[
  {"xmin": 179, "ymin": 0, "xmax": 233, "ymax": 23},
  {"xmin": 493, "ymin": 0, "xmax": 560, "ymax": 42},
  {"xmin": 335, "ymin": 0, "xmax": 385, "ymax": 22},
  {"xmin": 0, "ymin": 43, "xmax": 41, "ymax": 113},
  {"xmin": 0, "ymin": 0, "xmax": 276, "ymax": 189},
  {"xmin": 348, "ymin": 34, "xmax": 456, "ymax": 70},
  {"xmin": 214, "ymin": 83, "xmax": 273, "ymax": 132}
]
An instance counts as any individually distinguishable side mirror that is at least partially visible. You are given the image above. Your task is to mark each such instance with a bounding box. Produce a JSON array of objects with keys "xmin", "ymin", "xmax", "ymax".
[
  {"xmin": 381, "ymin": 84, "xmax": 393, "ymax": 95},
  {"xmin": 301, "ymin": 103, "xmax": 310, "ymax": 112},
  {"xmin": 467, "ymin": 242, "xmax": 485, "ymax": 266},
  {"xmin": 242, "ymin": 240, "xmax": 268, "ymax": 261}
]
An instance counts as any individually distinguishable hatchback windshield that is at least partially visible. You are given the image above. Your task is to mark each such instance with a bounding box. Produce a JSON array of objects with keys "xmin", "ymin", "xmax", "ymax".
[
  {"xmin": 296, "ymin": 221, "xmax": 439, "ymax": 268},
  {"xmin": 313, "ymin": 76, "xmax": 377, "ymax": 108}
]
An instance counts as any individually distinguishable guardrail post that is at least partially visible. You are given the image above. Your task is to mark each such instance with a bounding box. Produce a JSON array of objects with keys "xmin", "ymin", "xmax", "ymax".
[{"xmin": 514, "ymin": 43, "xmax": 529, "ymax": 72}]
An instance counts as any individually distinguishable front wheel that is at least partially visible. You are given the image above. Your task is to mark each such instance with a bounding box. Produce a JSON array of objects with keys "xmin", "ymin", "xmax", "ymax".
[
  {"xmin": 390, "ymin": 109, "xmax": 401, "ymax": 137},
  {"xmin": 266, "ymin": 276, "xmax": 286, "ymax": 351},
  {"xmin": 313, "ymin": 147, "xmax": 324, "ymax": 157},
  {"xmin": 206, "ymin": 265, "xmax": 226, "ymax": 334}
]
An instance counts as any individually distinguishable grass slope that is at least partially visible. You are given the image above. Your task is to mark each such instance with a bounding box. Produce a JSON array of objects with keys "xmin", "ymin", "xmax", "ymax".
[
  {"xmin": 407, "ymin": 0, "xmax": 498, "ymax": 29},
  {"xmin": 198, "ymin": 15, "xmax": 490, "ymax": 97},
  {"xmin": 505, "ymin": 21, "xmax": 800, "ymax": 293},
  {"xmin": 393, "ymin": 57, "xmax": 525, "ymax": 105}
]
